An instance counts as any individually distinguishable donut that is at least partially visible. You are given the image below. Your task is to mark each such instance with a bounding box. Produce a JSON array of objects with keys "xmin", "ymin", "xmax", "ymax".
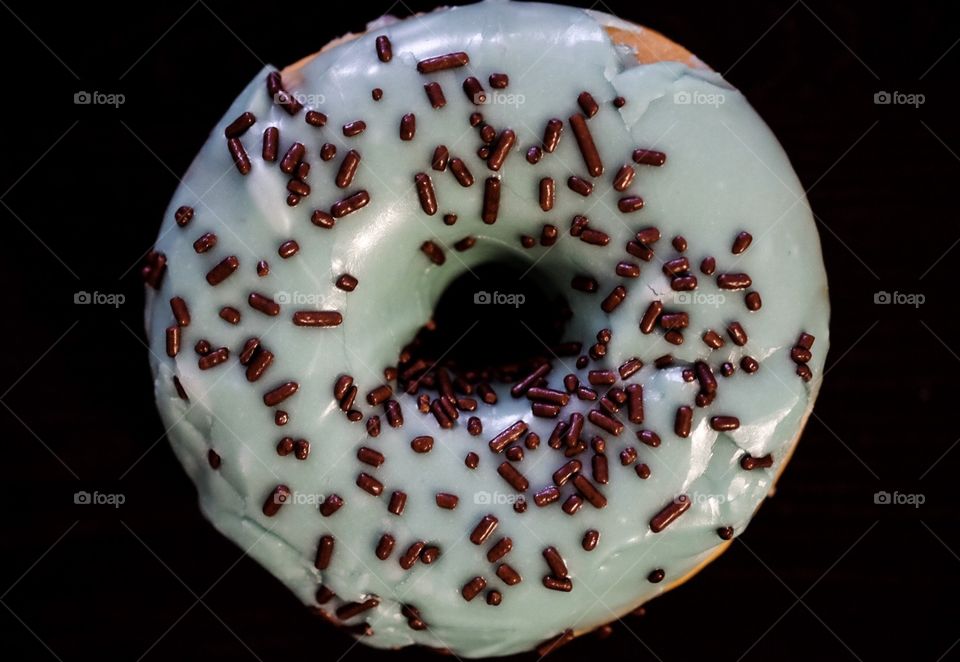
[{"xmin": 144, "ymin": 1, "xmax": 829, "ymax": 656}]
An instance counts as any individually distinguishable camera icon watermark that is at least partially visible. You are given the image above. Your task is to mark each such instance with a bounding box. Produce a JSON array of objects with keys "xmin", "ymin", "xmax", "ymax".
[
  {"xmin": 74, "ymin": 490, "xmax": 126, "ymax": 508},
  {"xmin": 474, "ymin": 290, "xmax": 525, "ymax": 308},
  {"xmin": 673, "ymin": 291, "xmax": 725, "ymax": 307},
  {"xmin": 873, "ymin": 90, "xmax": 925, "ymax": 107},
  {"xmin": 673, "ymin": 90, "xmax": 725, "ymax": 107},
  {"xmin": 874, "ymin": 490, "xmax": 924, "ymax": 508},
  {"xmin": 873, "ymin": 290, "xmax": 924, "ymax": 307},
  {"xmin": 74, "ymin": 290, "xmax": 126, "ymax": 308},
  {"xmin": 74, "ymin": 90, "xmax": 126, "ymax": 108}
]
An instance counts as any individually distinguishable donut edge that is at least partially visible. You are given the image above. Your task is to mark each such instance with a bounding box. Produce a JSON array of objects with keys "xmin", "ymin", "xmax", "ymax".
[{"xmin": 196, "ymin": 5, "xmax": 820, "ymax": 654}]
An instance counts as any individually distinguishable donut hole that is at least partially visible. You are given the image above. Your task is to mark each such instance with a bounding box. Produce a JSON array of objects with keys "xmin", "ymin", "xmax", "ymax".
[{"xmin": 401, "ymin": 260, "xmax": 571, "ymax": 376}]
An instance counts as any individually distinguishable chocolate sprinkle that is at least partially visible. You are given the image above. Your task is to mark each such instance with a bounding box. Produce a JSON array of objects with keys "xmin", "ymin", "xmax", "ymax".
[
  {"xmin": 263, "ymin": 484, "xmax": 290, "ymax": 517},
  {"xmin": 463, "ymin": 76, "xmax": 486, "ymax": 104},
  {"xmin": 331, "ymin": 191, "xmax": 370, "ymax": 218},
  {"xmin": 741, "ymin": 453, "xmax": 774, "ymax": 470},
  {"xmin": 539, "ymin": 177, "xmax": 555, "ymax": 211},
  {"xmin": 482, "ymin": 177, "xmax": 501, "ymax": 224},
  {"xmin": 578, "ymin": 91, "xmax": 599, "ymax": 118},
  {"xmin": 542, "ymin": 118, "xmax": 564, "ymax": 153},
  {"xmin": 395, "ymin": 113, "xmax": 416, "ymax": 141},
  {"xmin": 293, "ymin": 310, "xmax": 342, "ymax": 327},
  {"xmin": 424, "ymin": 82, "xmax": 446, "ymax": 108},
  {"xmin": 650, "ymin": 494, "xmax": 691, "ymax": 533},
  {"xmin": 640, "ymin": 301, "xmax": 663, "ymax": 334},
  {"xmin": 618, "ymin": 196, "xmax": 645, "ymax": 213},
  {"xmin": 320, "ymin": 494, "xmax": 344, "ymax": 517},
  {"xmin": 342, "ymin": 120, "xmax": 366, "ymax": 137},
  {"xmin": 632, "ymin": 149, "xmax": 666, "ymax": 166},
  {"xmin": 430, "ymin": 145, "xmax": 450, "ymax": 172},
  {"xmin": 411, "ymin": 435, "xmax": 434, "ymax": 453},
  {"xmin": 417, "ymin": 51, "xmax": 469, "ymax": 73},
  {"xmin": 435, "ymin": 493, "xmax": 459, "ymax": 509},
  {"xmin": 336, "ymin": 150, "xmax": 362, "ymax": 189},
  {"xmin": 613, "ymin": 164, "xmax": 635, "ymax": 191},
  {"xmin": 388, "ymin": 491, "xmax": 406, "ymax": 515},
  {"xmin": 376, "ymin": 35, "xmax": 392, "ymax": 62},
  {"xmin": 206, "ymin": 256, "xmax": 239, "ymax": 286},
  {"xmin": 174, "ymin": 205, "xmax": 194, "ymax": 227},
  {"xmin": 489, "ymin": 73, "xmax": 509, "ymax": 88},
  {"xmin": 420, "ymin": 241, "xmax": 445, "ymax": 265},
  {"xmin": 675, "ymin": 406, "xmax": 693, "ymax": 438},
  {"xmin": 567, "ymin": 175, "xmax": 593, "ymax": 197},
  {"xmin": 727, "ymin": 321, "xmax": 748, "ymax": 346},
  {"xmin": 357, "ymin": 472, "xmax": 384, "ymax": 497},
  {"xmin": 461, "ymin": 576, "xmax": 486, "ymax": 601},
  {"xmin": 496, "ymin": 563, "xmax": 522, "ymax": 585},
  {"xmin": 374, "ymin": 533, "xmax": 396, "ymax": 560},
  {"xmin": 487, "ymin": 129, "xmax": 516, "ymax": 171},
  {"xmin": 246, "ymin": 292, "xmax": 279, "ymax": 316},
  {"xmin": 497, "ymin": 462, "xmax": 529, "ymax": 492},
  {"xmin": 470, "ymin": 514, "xmax": 499, "ymax": 545},
  {"xmin": 399, "ymin": 541, "xmax": 426, "ymax": 570},
  {"xmin": 165, "ymin": 326, "xmax": 180, "ymax": 357},
  {"xmin": 336, "ymin": 274, "xmax": 358, "ymax": 292},
  {"xmin": 227, "ymin": 138, "xmax": 251, "ymax": 175},
  {"xmin": 414, "ymin": 173, "xmax": 438, "ymax": 215},
  {"xmin": 717, "ymin": 273, "xmax": 753, "ymax": 290},
  {"xmin": 305, "ymin": 110, "xmax": 327, "ymax": 127},
  {"xmin": 543, "ymin": 575, "xmax": 573, "ymax": 592},
  {"xmin": 732, "ymin": 231, "xmax": 753, "ymax": 254},
  {"xmin": 449, "ymin": 158, "xmax": 474, "ymax": 187},
  {"xmin": 278, "ymin": 240, "xmax": 299, "ymax": 259},
  {"xmin": 569, "ymin": 113, "xmax": 603, "ymax": 176}
]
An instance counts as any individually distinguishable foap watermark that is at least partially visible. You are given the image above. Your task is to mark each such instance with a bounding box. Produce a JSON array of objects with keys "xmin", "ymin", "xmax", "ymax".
[
  {"xmin": 74, "ymin": 90, "xmax": 126, "ymax": 108},
  {"xmin": 275, "ymin": 290, "xmax": 323, "ymax": 306},
  {"xmin": 274, "ymin": 91, "xmax": 326, "ymax": 108},
  {"xmin": 673, "ymin": 90, "xmax": 725, "ymax": 107},
  {"xmin": 475, "ymin": 90, "xmax": 526, "ymax": 108},
  {"xmin": 474, "ymin": 290, "xmax": 525, "ymax": 308},
  {"xmin": 74, "ymin": 291, "xmax": 126, "ymax": 308},
  {"xmin": 74, "ymin": 490, "xmax": 126, "ymax": 508},
  {"xmin": 874, "ymin": 490, "xmax": 925, "ymax": 508},
  {"xmin": 474, "ymin": 490, "xmax": 522, "ymax": 505},
  {"xmin": 874, "ymin": 290, "xmax": 925, "ymax": 307},
  {"xmin": 874, "ymin": 90, "xmax": 925, "ymax": 108},
  {"xmin": 673, "ymin": 291, "xmax": 726, "ymax": 307},
  {"xmin": 685, "ymin": 491, "xmax": 728, "ymax": 507},
  {"xmin": 276, "ymin": 490, "xmax": 325, "ymax": 507}
]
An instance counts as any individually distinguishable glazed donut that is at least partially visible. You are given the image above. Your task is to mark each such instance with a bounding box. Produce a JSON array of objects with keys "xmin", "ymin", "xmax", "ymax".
[{"xmin": 144, "ymin": 0, "xmax": 829, "ymax": 657}]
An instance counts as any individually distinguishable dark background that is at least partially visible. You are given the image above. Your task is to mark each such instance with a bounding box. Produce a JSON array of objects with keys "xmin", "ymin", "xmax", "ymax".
[{"xmin": 2, "ymin": 1, "xmax": 958, "ymax": 660}]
